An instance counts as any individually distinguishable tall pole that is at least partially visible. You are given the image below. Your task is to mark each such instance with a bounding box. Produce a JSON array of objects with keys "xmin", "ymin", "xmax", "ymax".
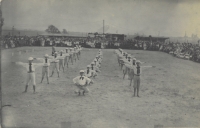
[
  {"xmin": 103, "ymin": 20, "xmax": 104, "ymax": 36},
  {"xmin": 0, "ymin": 1, "xmax": 3, "ymax": 38}
]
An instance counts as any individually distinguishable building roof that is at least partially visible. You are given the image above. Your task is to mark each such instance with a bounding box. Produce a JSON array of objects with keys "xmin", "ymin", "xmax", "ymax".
[
  {"xmin": 39, "ymin": 33, "xmax": 87, "ymax": 38},
  {"xmin": 134, "ymin": 36, "xmax": 169, "ymax": 42}
]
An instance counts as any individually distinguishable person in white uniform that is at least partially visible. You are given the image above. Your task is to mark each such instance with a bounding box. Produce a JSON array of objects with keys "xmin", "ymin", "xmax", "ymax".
[
  {"xmin": 131, "ymin": 60, "xmax": 155, "ymax": 97},
  {"xmin": 58, "ymin": 50, "xmax": 66, "ymax": 72},
  {"xmin": 123, "ymin": 55, "xmax": 132, "ymax": 79},
  {"xmin": 74, "ymin": 47, "xmax": 79, "ymax": 60},
  {"xmin": 35, "ymin": 54, "xmax": 54, "ymax": 84},
  {"xmin": 73, "ymin": 70, "xmax": 94, "ymax": 96},
  {"xmin": 69, "ymin": 48, "xmax": 74, "ymax": 65},
  {"xmin": 94, "ymin": 59, "xmax": 101, "ymax": 69},
  {"xmin": 84, "ymin": 65, "xmax": 97, "ymax": 78},
  {"xmin": 15, "ymin": 57, "xmax": 43, "ymax": 93},
  {"xmin": 91, "ymin": 61, "xmax": 101, "ymax": 73},
  {"xmin": 52, "ymin": 46, "xmax": 56, "ymax": 56},
  {"xmin": 64, "ymin": 48, "xmax": 70, "ymax": 68},
  {"xmin": 50, "ymin": 52, "xmax": 60, "ymax": 77}
]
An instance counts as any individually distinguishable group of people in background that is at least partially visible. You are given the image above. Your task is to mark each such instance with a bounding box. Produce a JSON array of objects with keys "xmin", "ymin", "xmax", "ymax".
[
  {"xmin": 73, "ymin": 49, "xmax": 103, "ymax": 96},
  {"xmin": 3, "ymin": 35, "xmax": 200, "ymax": 63},
  {"xmin": 160, "ymin": 42, "xmax": 200, "ymax": 62},
  {"xmin": 1, "ymin": 35, "xmax": 87, "ymax": 48}
]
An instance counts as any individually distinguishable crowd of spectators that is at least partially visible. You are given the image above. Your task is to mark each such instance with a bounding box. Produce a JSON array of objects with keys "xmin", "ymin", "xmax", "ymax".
[
  {"xmin": 159, "ymin": 42, "xmax": 200, "ymax": 62},
  {"xmin": 2, "ymin": 35, "xmax": 200, "ymax": 63}
]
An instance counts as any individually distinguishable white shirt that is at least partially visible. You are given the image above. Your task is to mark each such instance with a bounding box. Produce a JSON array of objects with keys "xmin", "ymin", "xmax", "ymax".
[
  {"xmin": 73, "ymin": 76, "xmax": 91, "ymax": 86},
  {"xmin": 51, "ymin": 56, "xmax": 60, "ymax": 63},
  {"xmin": 16, "ymin": 62, "xmax": 43, "ymax": 72},
  {"xmin": 69, "ymin": 51, "xmax": 74, "ymax": 55},
  {"xmin": 133, "ymin": 66, "xmax": 142, "ymax": 75},
  {"xmin": 57, "ymin": 53, "xmax": 66, "ymax": 60},
  {"xmin": 64, "ymin": 53, "xmax": 70, "ymax": 57},
  {"xmin": 36, "ymin": 57, "xmax": 54, "ymax": 66}
]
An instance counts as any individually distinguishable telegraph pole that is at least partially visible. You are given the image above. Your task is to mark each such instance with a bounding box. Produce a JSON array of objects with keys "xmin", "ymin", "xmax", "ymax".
[
  {"xmin": 103, "ymin": 20, "xmax": 104, "ymax": 36},
  {"xmin": 0, "ymin": 1, "xmax": 3, "ymax": 37}
]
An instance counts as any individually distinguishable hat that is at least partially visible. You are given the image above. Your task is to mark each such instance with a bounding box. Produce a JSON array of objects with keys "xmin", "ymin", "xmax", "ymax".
[
  {"xmin": 28, "ymin": 57, "xmax": 33, "ymax": 61},
  {"xmin": 91, "ymin": 62, "xmax": 95, "ymax": 65},
  {"xmin": 94, "ymin": 59, "xmax": 97, "ymax": 62},
  {"xmin": 44, "ymin": 54, "xmax": 49, "ymax": 57},
  {"xmin": 65, "ymin": 48, "xmax": 68, "ymax": 50},
  {"xmin": 136, "ymin": 60, "xmax": 141, "ymax": 64},
  {"xmin": 132, "ymin": 58, "xmax": 136, "ymax": 61},
  {"xmin": 87, "ymin": 65, "xmax": 91, "ymax": 68},
  {"xmin": 54, "ymin": 52, "xmax": 58, "ymax": 54},
  {"xmin": 80, "ymin": 70, "xmax": 85, "ymax": 73}
]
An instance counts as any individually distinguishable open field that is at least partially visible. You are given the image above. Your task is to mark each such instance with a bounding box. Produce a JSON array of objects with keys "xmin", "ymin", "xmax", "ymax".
[{"xmin": 1, "ymin": 47, "xmax": 200, "ymax": 128}]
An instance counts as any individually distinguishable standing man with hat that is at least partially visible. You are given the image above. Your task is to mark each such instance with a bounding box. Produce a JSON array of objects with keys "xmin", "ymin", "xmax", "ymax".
[
  {"xmin": 74, "ymin": 47, "xmax": 79, "ymax": 60},
  {"xmin": 52, "ymin": 45, "xmax": 56, "ymax": 56},
  {"xmin": 123, "ymin": 54, "xmax": 132, "ymax": 79},
  {"xmin": 35, "ymin": 54, "xmax": 54, "ymax": 84},
  {"xmin": 78, "ymin": 45, "xmax": 82, "ymax": 57},
  {"xmin": 73, "ymin": 70, "xmax": 94, "ymax": 96},
  {"xmin": 58, "ymin": 50, "xmax": 66, "ymax": 72},
  {"xmin": 64, "ymin": 48, "xmax": 70, "ymax": 68},
  {"xmin": 69, "ymin": 48, "xmax": 74, "ymax": 65},
  {"xmin": 133, "ymin": 60, "xmax": 141, "ymax": 97},
  {"xmin": 15, "ymin": 57, "xmax": 43, "ymax": 93},
  {"xmin": 73, "ymin": 47, "xmax": 77, "ymax": 62},
  {"xmin": 127, "ymin": 57, "xmax": 137, "ymax": 86},
  {"xmin": 50, "ymin": 52, "xmax": 60, "ymax": 77},
  {"xmin": 132, "ymin": 60, "xmax": 154, "ymax": 97}
]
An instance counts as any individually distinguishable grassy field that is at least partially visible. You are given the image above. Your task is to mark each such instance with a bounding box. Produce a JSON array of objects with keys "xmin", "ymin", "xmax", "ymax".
[{"xmin": 1, "ymin": 47, "xmax": 200, "ymax": 128}]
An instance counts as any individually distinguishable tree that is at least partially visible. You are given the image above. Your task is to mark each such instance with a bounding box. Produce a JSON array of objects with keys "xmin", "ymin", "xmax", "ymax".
[
  {"xmin": 62, "ymin": 29, "xmax": 67, "ymax": 34},
  {"xmin": 94, "ymin": 32, "xmax": 98, "ymax": 37},
  {"xmin": 45, "ymin": 25, "xmax": 61, "ymax": 34}
]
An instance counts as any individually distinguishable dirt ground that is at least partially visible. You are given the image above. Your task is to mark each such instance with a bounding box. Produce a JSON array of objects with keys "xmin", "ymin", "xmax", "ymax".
[{"xmin": 1, "ymin": 47, "xmax": 200, "ymax": 128}]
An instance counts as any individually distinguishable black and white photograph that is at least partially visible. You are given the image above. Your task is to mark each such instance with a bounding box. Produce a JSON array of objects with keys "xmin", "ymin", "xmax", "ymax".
[{"xmin": 0, "ymin": 0, "xmax": 200, "ymax": 128}]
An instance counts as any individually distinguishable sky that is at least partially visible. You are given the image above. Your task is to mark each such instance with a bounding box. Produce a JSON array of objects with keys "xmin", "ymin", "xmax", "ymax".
[{"xmin": 1, "ymin": 0, "xmax": 200, "ymax": 37}]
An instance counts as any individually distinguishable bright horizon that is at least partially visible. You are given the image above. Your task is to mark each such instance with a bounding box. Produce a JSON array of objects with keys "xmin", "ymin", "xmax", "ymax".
[{"xmin": 1, "ymin": 0, "xmax": 200, "ymax": 37}]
